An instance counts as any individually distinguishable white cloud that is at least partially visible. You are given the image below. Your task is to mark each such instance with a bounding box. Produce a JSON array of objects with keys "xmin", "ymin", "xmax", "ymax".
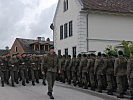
[{"xmin": 0, "ymin": 0, "xmax": 58, "ymax": 49}]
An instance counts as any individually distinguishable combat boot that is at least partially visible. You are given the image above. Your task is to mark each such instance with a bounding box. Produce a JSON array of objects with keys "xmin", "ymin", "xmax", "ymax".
[
  {"xmin": 42, "ymin": 81, "xmax": 46, "ymax": 86},
  {"xmin": 22, "ymin": 81, "xmax": 26, "ymax": 86},
  {"xmin": 36, "ymin": 79, "xmax": 39, "ymax": 84},
  {"xmin": 117, "ymin": 93, "xmax": 124, "ymax": 98},
  {"xmin": 47, "ymin": 92, "xmax": 54, "ymax": 99},
  {"xmin": 12, "ymin": 83, "xmax": 15, "ymax": 87},
  {"xmin": 32, "ymin": 81, "xmax": 35, "ymax": 86},
  {"xmin": 107, "ymin": 90, "xmax": 113, "ymax": 95},
  {"xmin": 1, "ymin": 81, "xmax": 4, "ymax": 87},
  {"xmin": 26, "ymin": 80, "xmax": 29, "ymax": 84}
]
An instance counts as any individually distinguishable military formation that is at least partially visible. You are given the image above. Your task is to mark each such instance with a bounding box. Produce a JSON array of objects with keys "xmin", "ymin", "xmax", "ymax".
[
  {"xmin": 1, "ymin": 49, "xmax": 133, "ymax": 99},
  {"xmin": 58, "ymin": 51, "xmax": 133, "ymax": 99}
]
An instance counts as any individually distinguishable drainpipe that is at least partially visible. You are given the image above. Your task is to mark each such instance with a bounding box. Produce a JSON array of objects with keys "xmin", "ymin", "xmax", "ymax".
[{"xmin": 86, "ymin": 13, "xmax": 89, "ymax": 52}]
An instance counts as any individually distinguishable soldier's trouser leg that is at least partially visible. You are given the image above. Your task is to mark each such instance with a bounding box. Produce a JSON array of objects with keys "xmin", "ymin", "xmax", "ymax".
[
  {"xmin": 31, "ymin": 69, "xmax": 35, "ymax": 82},
  {"xmin": 46, "ymin": 72, "xmax": 56, "ymax": 93},
  {"xmin": 90, "ymin": 72, "xmax": 95, "ymax": 89},
  {"xmin": 24, "ymin": 69, "xmax": 29, "ymax": 83},
  {"xmin": 0, "ymin": 71, "xmax": 4, "ymax": 82},
  {"xmin": 102, "ymin": 75, "xmax": 107, "ymax": 89},
  {"xmin": 106, "ymin": 74, "xmax": 114, "ymax": 92},
  {"xmin": 10, "ymin": 70, "xmax": 15, "ymax": 85},
  {"xmin": 129, "ymin": 78, "xmax": 133, "ymax": 97},
  {"xmin": 67, "ymin": 71, "xmax": 70, "ymax": 82},
  {"xmin": 6, "ymin": 70, "xmax": 10, "ymax": 84},
  {"xmin": 72, "ymin": 71, "xmax": 76, "ymax": 83},
  {"xmin": 116, "ymin": 76, "xmax": 125, "ymax": 94},
  {"xmin": 14, "ymin": 71, "xmax": 18, "ymax": 83},
  {"xmin": 21, "ymin": 69, "xmax": 25, "ymax": 82},
  {"xmin": 34, "ymin": 70, "xmax": 39, "ymax": 83},
  {"xmin": 97, "ymin": 75, "xmax": 103, "ymax": 92}
]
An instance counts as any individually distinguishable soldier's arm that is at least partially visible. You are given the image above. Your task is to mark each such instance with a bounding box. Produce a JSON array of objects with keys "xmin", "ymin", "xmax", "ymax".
[
  {"xmin": 127, "ymin": 59, "xmax": 131, "ymax": 78},
  {"xmin": 94, "ymin": 59, "xmax": 98, "ymax": 74},
  {"xmin": 114, "ymin": 58, "xmax": 118, "ymax": 76}
]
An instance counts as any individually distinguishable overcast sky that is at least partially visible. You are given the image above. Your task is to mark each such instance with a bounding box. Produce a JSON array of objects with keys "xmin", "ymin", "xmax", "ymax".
[{"xmin": 0, "ymin": 0, "xmax": 58, "ymax": 49}]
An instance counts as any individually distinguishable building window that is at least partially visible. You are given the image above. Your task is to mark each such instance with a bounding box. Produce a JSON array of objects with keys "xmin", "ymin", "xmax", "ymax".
[
  {"xmin": 65, "ymin": 48, "xmax": 68, "ymax": 56},
  {"xmin": 35, "ymin": 44, "xmax": 39, "ymax": 51},
  {"xmin": 64, "ymin": 0, "xmax": 68, "ymax": 12},
  {"xmin": 40, "ymin": 45, "xmax": 44, "ymax": 51},
  {"xmin": 58, "ymin": 50, "xmax": 61, "ymax": 56},
  {"xmin": 64, "ymin": 23, "xmax": 68, "ymax": 38},
  {"xmin": 72, "ymin": 47, "xmax": 76, "ymax": 57},
  {"xmin": 69, "ymin": 21, "xmax": 73, "ymax": 37},
  {"xmin": 15, "ymin": 47, "xmax": 18, "ymax": 52},
  {"xmin": 45, "ymin": 45, "xmax": 49, "ymax": 51},
  {"xmin": 60, "ymin": 25, "xmax": 63, "ymax": 40}
]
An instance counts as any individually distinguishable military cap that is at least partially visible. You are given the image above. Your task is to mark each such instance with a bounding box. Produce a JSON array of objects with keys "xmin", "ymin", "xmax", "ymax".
[
  {"xmin": 82, "ymin": 54, "xmax": 87, "ymax": 57},
  {"xmin": 50, "ymin": 46, "xmax": 54, "ymax": 49},
  {"xmin": 97, "ymin": 52, "xmax": 101, "ymax": 57},
  {"xmin": 77, "ymin": 54, "xmax": 81, "ymax": 57},
  {"xmin": 118, "ymin": 50, "xmax": 124, "ymax": 55}
]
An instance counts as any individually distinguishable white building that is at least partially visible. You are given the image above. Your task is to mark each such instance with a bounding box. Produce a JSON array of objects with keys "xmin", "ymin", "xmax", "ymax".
[{"xmin": 52, "ymin": 0, "xmax": 133, "ymax": 57}]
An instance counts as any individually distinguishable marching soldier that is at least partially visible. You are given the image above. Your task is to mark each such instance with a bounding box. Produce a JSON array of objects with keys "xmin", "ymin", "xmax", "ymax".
[
  {"xmin": 87, "ymin": 53, "xmax": 96, "ymax": 91},
  {"xmin": 127, "ymin": 51, "xmax": 133, "ymax": 99},
  {"xmin": 0, "ymin": 56, "xmax": 6, "ymax": 87},
  {"xmin": 105, "ymin": 52, "xmax": 115, "ymax": 95},
  {"xmin": 114, "ymin": 51, "xmax": 127, "ymax": 98},
  {"xmin": 94, "ymin": 52, "xmax": 107, "ymax": 93},
  {"xmin": 65, "ymin": 55, "xmax": 71, "ymax": 84},
  {"xmin": 79, "ymin": 54, "xmax": 88, "ymax": 89},
  {"xmin": 44, "ymin": 46, "xmax": 59, "ymax": 99},
  {"xmin": 76, "ymin": 54, "xmax": 82, "ymax": 87},
  {"xmin": 70, "ymin": 55, "xmax": 77, "ymax": 86},
  {"xmin": 60, "ymin": 55, "xmax": 66, "ymax": 83},
  {"xmin": 19, "ymin": 54, "xmax": 29, "ymax": 86}
]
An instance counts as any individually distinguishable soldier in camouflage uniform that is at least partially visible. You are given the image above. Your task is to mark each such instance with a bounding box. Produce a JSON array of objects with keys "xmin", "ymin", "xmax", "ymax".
[
  {"xmin": 0, "ymin": 56, "xmax": 6, "ymax": 87},
  {"xmin": 127, "ymin": 51, "xmax": 133, "ymax": 99},
  {"xmin": 44, "ymin": 46, "xmax": 59, "ymax": 99},
  {"xmin": 8, "ymin": 55, "xmax": 19, "ymax": 86},
  {"xmin": 76, "ymin": 54, "xmax": 82, "ymax": 87},
  {"xmin": 41, "ymin": 54, "xmax": 47, "ymax": 86},
  {"xmin": 105, "ymin": 52, "xmax": 116, "ymax": 95},
  {"xmin": 114, "ymin": 51, "xmax": 127, "ymax": 98},
  {"xmin": 69, "ymin": 55, "xmax": 77, "ymax": 86},
  {"xmin": 19, "ymin": 54, "xmax": 29, "ymax": 86},
  {"xmin": 60, "ymin": 55, "xmax": 66, "ymax": 83},
  {"xmin": 65, "ymin": 55, "xmax": 71, "ymax": 84},
  {"xmin": 79, "ymin": 54, "xmax": 88, "ymax": 89},
  {"xmin": 87, "ymin": 53, "xmax": 96, "ymax": 91},
  {"xmin": 94, "ymin": 52, "xmax": 107, "ymax": 93}
]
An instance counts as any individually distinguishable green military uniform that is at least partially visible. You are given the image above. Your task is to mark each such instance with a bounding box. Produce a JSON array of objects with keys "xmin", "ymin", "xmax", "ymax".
[
  {"xmin": 65, "ymin": 56, "xmax": 71, "ymax": 84},
  {"xmin": 60, "ymin": 55, "xmax": 66, "ymax": 83},
  {"xmin": 105, "ymin": 56, "xmax": 116, "ymax": 95},
  {"xmin": 94, "ymin": 55, "xmax": 107, "ymax": 92},
  {"xmin": 79, "ymin": 54, "xmax": 88, "ymax": 88},
  {"xmin": 19, "ymin": 56, "xmax": 29, "ymax": 86},
  {"xmin": 76, "ymin": 55, "xmax": 81, "ymax": 86},
  {"xmin": 41, "ymin": 55, "xmax": 47, "ymax": 86},
  {"xmin": 87, "ymin": 57, "xmax": 95, "ymax": 90},
  {"xmin": 9, "ymin": 56, "xmax": 19, "ymax": 86},
  {"xmin": 114, "ymin": 55, "xmax": 127, "ymax": 98},
  {"xmin": 0, "ymin": 57, "xmax": 6, "ymax": 87},
  {"xmin": 70, "ymin": 56, "xmax": 77, "ymax": 86},
  {"xmin": 127, "ymin": 56, "xmax": 133, "ymax": 98},
  {"xmin": 44, "ymin": 52, "xmax": 59, "ymax": 94}
]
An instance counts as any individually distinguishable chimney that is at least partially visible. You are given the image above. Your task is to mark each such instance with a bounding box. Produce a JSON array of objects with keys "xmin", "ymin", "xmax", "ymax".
[
  {"xmin": 37, "ymin": 37, "xmax": 41, "ymax": 42},
  {"xmin": 46, "ymin": 38, "xmax": 50, "ymax": 42}
]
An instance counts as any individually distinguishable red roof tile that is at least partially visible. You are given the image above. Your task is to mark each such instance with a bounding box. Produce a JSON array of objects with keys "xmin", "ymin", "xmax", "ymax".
[{"xmin": 81, "ymin": 0, "xmax": 133, "ymax": 14}]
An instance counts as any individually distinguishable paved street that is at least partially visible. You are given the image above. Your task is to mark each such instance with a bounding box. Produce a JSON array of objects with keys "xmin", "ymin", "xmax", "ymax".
[{"xmin": 0, "ymin": 82, "xmax": 127, "ymax": 100}]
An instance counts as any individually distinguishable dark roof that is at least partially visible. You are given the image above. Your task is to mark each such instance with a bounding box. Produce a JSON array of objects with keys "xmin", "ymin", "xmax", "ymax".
[
  {"xmin": 17, "ymin": 38, "xmax": 53, "ymax": 53},
  {"xmin": 81, "ymin": 0, "xmax": 133, "ymax": 14},
  {"xmin": 0, "ymin": 49, "xmax": 10, "ymax": 56}
]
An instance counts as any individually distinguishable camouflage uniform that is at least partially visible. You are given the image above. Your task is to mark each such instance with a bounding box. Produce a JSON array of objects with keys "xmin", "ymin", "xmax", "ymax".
[
  {"xmin": 60, "ymin": 56, "xmax": 66, "ymax": 83},
  {"xmin": 87, "ymin": 57, "xmax": 95, "ymax": 90},
  {"xmin": 114, "ymin": 55, "xmax": 127, "ymax": 97},
  {"xmin": 44, "ymin": 53, "xmax": 59, "ymax": 93},
  {"xmin": 127, "ymin": 56, "xmax": 133, "ymax": 98},
  {"xmin": 70, "ymin": 57, "xmax": 77, "ymax": 86},
  {"xmin": 79, "ymin": 56, "xmax": 88, "ymax": 88},
  {"xmin": 0, "ymin": 57, "xmax": 6, "ymax": 87},
  {"xmin": 94, "ymin": 56, "xmax": 107, "ymax": 92}
]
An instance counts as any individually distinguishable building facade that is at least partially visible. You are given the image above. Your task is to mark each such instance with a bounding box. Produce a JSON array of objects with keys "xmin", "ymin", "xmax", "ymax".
[
  {"xmin": 10, "ymin": 37, "xmax": 53, "ymax": 55},
  {"xmin": 52, "ymin": 0, "xmax": 133, "ymax": 56}
]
